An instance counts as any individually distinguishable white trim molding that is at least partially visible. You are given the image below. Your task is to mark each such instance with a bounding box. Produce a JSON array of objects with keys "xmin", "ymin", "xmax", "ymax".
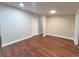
[
  {"xmin": 43, "ymin": 33, "xmax": 47, "ymax": 37},
  {"xmin": 2, "ymin": 35, "xmax": 33, "ymax": 47},
  {"xmin": 2, "ymin": 33, "xmax": 74, "ymax": 47},
  {"xmin": 47, "ymin": 33, "xmax": 73, "ymax": 40},
  {"xmin": 2, "ymin": 33, "xmax": 43, "ymax": 47}
]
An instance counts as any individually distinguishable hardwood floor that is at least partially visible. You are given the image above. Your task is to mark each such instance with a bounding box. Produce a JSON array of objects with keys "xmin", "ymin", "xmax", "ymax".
[{"xmin": 0, "ymin": 35, "xmax": 79, "ymax": 57}]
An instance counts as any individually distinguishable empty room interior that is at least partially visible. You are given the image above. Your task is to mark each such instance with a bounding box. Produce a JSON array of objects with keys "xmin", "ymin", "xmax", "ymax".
[{"xmin": 0, "ymin": 2, "xmax": 79, "ymax": 57}]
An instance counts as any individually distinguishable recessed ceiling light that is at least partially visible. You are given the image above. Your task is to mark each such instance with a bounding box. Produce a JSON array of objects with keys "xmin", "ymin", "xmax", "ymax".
[
  {"xmin": 20, "ymin": 3, "xmax": 24, "ymax": 7},
  {"xmin": 50, "ymin": 10, "xmax": 56, "ymax": 14}
]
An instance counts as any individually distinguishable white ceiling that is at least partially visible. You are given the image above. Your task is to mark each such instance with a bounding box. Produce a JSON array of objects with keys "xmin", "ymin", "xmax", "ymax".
[{"xmin": 5, "ymin": 2, "xmax": 79, "ymax": 15}]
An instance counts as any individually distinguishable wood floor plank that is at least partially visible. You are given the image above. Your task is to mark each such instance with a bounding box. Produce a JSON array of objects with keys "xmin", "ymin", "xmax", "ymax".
[{"xmin": 0, "ymin": 35, "xmax": 79, "ymax": 57}]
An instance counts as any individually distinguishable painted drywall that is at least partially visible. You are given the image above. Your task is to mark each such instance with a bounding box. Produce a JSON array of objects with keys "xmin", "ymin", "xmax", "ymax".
[
  {"xmin": 42, "ymin": 16, "xmax": 47, "ymax": 36},
  {"xmin": 77, "ymin": 12, "xmax": 79, "ymax": 45},
  {"xmin": 46, "ymin": 15, "xmax": 75, "ymax": 40},
  {"xmin": 0, "ymin": 4, "xmax": 40, "ymax": 46},
  {"xmin": 32, "ymin": 15, "xmax": 39, "ymax": 36},
  {"xmin": 0, "ymin": 17, "xmax": 1, "ymax": 36},
  {"xmin": 38, "ymin": 16, "xmax": 43, "ymax": 34},
  {"xmin": 74, "ymin": 13, "xmax": 79, "ymax": 45},
  {"xmin": 0, "ymin": 23, "xmax": 1, "ymax": 36},
  {"xmin": 31, "ymin": 15, "xmax": 43, "ymax": 36}
]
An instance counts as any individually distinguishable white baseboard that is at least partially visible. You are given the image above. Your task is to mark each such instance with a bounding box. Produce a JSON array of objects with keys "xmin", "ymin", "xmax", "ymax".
[
  {"xmin": 73, "ymin": 38, "xmax": 79, "ymax": 45},
  {"xmin": 2, "ymin": 33, "xmax": 74, "ymax": 47},
  {"xmin": 46, "ymin": 33, "xmax": 73, "ymax": 40},
  {"xmin": 2, "ymin": 33, "xmax": 43, "ymax": 48},
  {"xmin": 43, "ymin": 33, "xmax": 47, "ymax": 37},
  {"xmin": 74, "ymin": 41, "xmax": 78, "ymax": 45},
  {"xmin": 2, "ymin": 35, "xmax": 33, "ymax": 47}
]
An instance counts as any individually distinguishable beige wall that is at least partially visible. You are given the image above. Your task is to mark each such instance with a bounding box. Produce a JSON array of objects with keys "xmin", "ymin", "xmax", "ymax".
[{"xmin": 46, "ymin": 15, "xmax": 75, "ymax": 40}]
